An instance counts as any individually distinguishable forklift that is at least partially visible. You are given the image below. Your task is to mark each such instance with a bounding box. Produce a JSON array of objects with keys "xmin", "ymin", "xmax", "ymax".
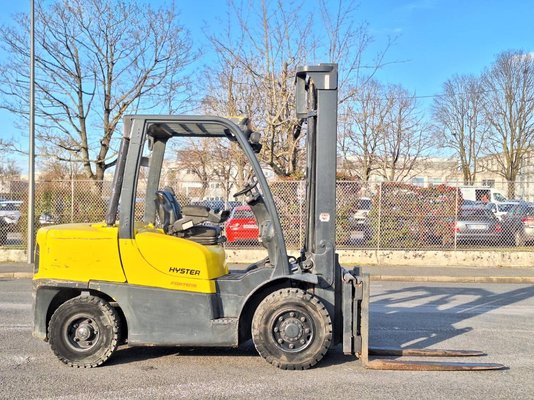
[{"xmin": 32, "ymin": 64, "xmax": 504, "ymax": 370}]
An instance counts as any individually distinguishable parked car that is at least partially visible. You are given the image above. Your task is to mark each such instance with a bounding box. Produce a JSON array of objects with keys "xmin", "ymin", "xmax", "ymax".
[
  {"xmin": 451, "ymin": 206, "xmax": 503, "ymax": 245},
  {"xmin": 38, "ymin": 212, "xmax": 58, "ymax": 226},
  {"xmin": 347, "ymin": 216, "xmax": 372, "ymax": 243},
  {"xmin": 485, "ymin": 201, "xmax": 519, "ymax": 221},
  {"xmin": 191, "ymin": 200, "xmax": 243, "ymax": 213},
  {"xmin": 500, "ymin": 201, "xmax": 534, "ymax": 246},
  {"xmin": 224, "ymin": 205, "xmax": 259, "ymax": 243},
  {"xmin": 0, "ymin": 217, "xmax": 8, "ymax": 245},
  {"xmin": 191, "ymin": 200, "xmax": 225, "ymax": 213},
  {"xmin": 0, "ymin": 200, "xmax": 22, "ymax": 226},
  {"xmin": 345, "ymin": 197, "xmax": 372, "ymax": 244},
  {"xmin": 352, "ymin": 197, "xmax": 372, "ymax": 222},
  {"xmin": 462, "ymin": 199, "xmax": 482, "ymax": 206},
  {"xmin": 225, "ymin": 201, "xmax": 244, "ymax": 211}
]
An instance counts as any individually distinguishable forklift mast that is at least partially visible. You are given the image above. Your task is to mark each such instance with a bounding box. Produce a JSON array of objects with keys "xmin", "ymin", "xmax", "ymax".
[
  {"xmin": 294, "ymin": 64, "xmax": 345, "ymax": 345},
  {"xmin": 296, "ymin": 64, "xmax": 339, "ymax": 285}
]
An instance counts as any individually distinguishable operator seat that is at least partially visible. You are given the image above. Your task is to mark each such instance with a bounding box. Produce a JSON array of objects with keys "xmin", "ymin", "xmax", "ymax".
[
  {"xmin": 154, "ymin": 188, "xmax": 181, "ymax": 232},
  {"xmin": 155, "ymin": 188, "xmax": 227, "ymax": 245}
]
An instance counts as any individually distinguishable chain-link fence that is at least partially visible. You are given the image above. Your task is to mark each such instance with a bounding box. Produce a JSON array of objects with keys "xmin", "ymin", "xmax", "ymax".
[{"xmin": 1, "ymin": 178, "xmax": 533, "ymax": 251}]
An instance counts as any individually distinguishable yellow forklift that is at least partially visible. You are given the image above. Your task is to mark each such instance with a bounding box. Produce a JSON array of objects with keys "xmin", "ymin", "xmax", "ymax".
[{"xmin": 32, "ymin": 64, "xmax": 504, "ymax": 370}]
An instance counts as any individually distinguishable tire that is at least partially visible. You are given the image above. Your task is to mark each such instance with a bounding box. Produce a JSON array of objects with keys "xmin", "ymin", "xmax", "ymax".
[
  {"xmin": 48, "ymin": 295, "xmax": 120, "ymax": 368},
  {"xmin": 514, "ymin": 231, "xmax": 526, "ymax": 247},
  {"xmin": 251, "ymin": 288, "xmax": 332, "ymax": 370}
]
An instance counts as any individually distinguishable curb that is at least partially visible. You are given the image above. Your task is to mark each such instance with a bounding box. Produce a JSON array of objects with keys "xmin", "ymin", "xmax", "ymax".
[
  {"xmin": 373, "ymin": 275, "xmax": 534, "ymax": 284},
  {"xmin": 0, "ymin": 272, "xmax": 33, "ymax": 279},
  {"xmin": 2, "ymin": 272, "xmax": 534, "ymax": 284}
]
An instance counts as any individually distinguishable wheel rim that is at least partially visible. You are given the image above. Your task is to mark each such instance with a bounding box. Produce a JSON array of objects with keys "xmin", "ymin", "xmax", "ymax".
[
  {"xmin": 63, "ymin": 313, "xmax": 100, "ymax": 352},
  {"xmin": 271, "ymin": 308, "xmax": 314, "ymax": 353}
]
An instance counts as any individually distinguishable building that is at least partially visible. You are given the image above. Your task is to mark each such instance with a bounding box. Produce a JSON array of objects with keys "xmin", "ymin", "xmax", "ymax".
[{"xmin": 340, "ymin": 151, "xmax": 534, "ymax": 201}]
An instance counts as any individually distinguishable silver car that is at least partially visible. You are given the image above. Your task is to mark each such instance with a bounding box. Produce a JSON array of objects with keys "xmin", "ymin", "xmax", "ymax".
[
  {"xmin": 453, "ymin": 206, "xmax": 503, "ymax": 245},
  {"xmin": 501, "ymin": 201, "xmax": 534, "ymax": 246},
  {"xmin": 0, "ymin": 201, "xmax": 22, "ymax": 225}
]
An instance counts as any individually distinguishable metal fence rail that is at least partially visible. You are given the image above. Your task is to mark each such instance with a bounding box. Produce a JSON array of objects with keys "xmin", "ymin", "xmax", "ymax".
[{"xmin": 1, "ymin": 178, "xmax": 533, "ymax": 251}]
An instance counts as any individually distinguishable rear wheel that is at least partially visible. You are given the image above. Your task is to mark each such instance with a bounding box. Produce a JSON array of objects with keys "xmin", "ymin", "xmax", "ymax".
[
  {"xmin": 48, "ymin": 295, "xmax": 120, "ymax": 368},
  {"xmin": 251, "ymin": 288, "xmax": 332, "ymax": 370}
]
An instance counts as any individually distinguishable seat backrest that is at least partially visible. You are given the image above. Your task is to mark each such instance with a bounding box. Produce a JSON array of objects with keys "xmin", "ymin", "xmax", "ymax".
[
  {"xmin": 162, "ymin": 187, "xmax": 182, "ymax": 219},
  {"xmin": 155, "ymin": 189, "xmax": 182, "ymax": 233}
]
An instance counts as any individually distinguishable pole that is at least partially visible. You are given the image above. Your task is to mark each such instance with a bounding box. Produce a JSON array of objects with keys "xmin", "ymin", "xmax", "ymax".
[
  {"xmin": 70, "ymin": 162, "xmax": 74, "ymax": 222},
  {"xmin": 377, "ymin": 182, "xmax": 382, "ymax": 250},
  {"xmin": 27, "ymin": 0, "xmax": 36, "ymax": 263}
]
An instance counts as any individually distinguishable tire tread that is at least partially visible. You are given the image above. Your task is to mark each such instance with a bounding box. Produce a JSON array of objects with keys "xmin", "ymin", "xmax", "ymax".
[
  {"xmin": 48, "ymin": 295, "xmax": 120, "ymax": 368},
  {"xmin": 252, "ymin": 288, "xmax": 332, "ymax": 370}
]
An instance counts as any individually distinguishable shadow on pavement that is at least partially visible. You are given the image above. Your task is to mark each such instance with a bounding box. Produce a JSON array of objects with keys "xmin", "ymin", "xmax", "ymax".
[
  {"xmin": 108, "ymin": 341, "xmax": 259, "ymax": 367},
  {"xmin": 369, "ymin": 285, "xmax": 534, "ymax": 351}
]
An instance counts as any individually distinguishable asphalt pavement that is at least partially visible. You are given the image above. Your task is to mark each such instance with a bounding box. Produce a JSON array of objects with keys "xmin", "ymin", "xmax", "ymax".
[
  {"xmin": 2, "ymin": 279, "xmax": 534, "ymax": 400},
  {"xmin": 2, "ymin": 262, "xmax": 534, "ymax": 283}
]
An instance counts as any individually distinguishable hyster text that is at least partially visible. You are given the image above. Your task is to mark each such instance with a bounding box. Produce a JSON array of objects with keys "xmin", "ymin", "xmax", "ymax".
[{"xmin": 169, "ymin": 267, "xmax": 201, "ymax": 275}]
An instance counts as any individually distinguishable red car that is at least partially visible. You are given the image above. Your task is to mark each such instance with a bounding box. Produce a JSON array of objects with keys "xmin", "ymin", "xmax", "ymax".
[{"xmin": 224, "ymin": 205, "xmax": 259, "ymax": 243}]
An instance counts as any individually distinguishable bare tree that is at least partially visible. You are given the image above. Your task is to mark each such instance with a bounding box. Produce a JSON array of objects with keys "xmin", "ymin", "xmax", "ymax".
[
  {"xmin": 0, "ymin": 0, "xmax": 197, "ymax": 180},
  {"xmin": 210, "ymin": 141, "xmax": 242, "ymax": 202},
  {"xmin": 0, "ymin": 158, "xmax": 21, "ymax": 179},
  {"xmin": 481, "ymin": 50, "xmax": 534, "ymax": 197},
  {"xmin": 175, "ymin": 140, "xmax": 212, "ymax": 199},
  {"xmin": 38, "ymin": 158, "xmax": 84, "ymax": 181},
  {"xmin": 318, "ymin": 0, "xmax": 396, "ymax": 104},
  {"xmin": 432, "ymin": 75, "xmax": 488, "ymax": 185},
  {"xmin": 201, "ymin": 46, "xmax": 257, "ymax": 188},
  {"xmin": 339, "ymin": 79, "xmax": 390, "ymax": 181},
  {"xmin": 205, "ymin": 0, "xmax": 312, "ymax": 177},
  {"xmin": 341, "ymin": 81, "xmax": 430, "ymax": 182},
  {"xmin": 170, "ymin": 137, "xmax": 252, "ymax": 203},
  {"xmin": 204, "ymin": 0, "xmax": 392, "ymax": 178},
  {"xmin": 378, "ymin": 85, "xmax": 430, "ymax": 182}
]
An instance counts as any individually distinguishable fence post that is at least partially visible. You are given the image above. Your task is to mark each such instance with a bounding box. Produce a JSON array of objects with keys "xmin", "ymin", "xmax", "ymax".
[
  {"xmin": 377, "ymin": 182, "xmax": 382, "ymax": 251},
  {"xmin": 70, "ymin": 179, "xmax": 75, "ymax": 223},
  {"xmin": 454, "ymin": 184, "xmax": 458, "ymax": 251},
  {"xmin": 298, "ymin": 181, "xmax": 304, "ymax": 248}
]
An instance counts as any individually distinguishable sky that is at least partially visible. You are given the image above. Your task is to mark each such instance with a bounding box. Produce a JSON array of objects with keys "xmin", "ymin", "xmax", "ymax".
[{"xmin": 1, "ymin": 0, "xmax": 533, "ymax": 171}]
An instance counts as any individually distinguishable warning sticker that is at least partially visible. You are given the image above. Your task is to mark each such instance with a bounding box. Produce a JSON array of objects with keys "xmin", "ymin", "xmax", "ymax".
[{"xmin": 319, "ymin": 212, "xmax": 330, "ymax": 222}]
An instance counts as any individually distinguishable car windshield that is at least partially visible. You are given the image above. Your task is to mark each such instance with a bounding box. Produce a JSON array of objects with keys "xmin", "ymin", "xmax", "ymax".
[
  {"xmin": 0, "ymin": 203, "xmax": 21, "ymax": 211},
  {"xmin": 527, "ymin": 206, "xmax": 534, "ymax": 217},
  {"xmin": 459, "ymin": 209, "xmax": 493, "ymax": 221},
  {"xmin": 499, "ymin": 204, "xmax": 515, "ymax": 212},
  {"xmin": 493, "ymin": 193, "xmax": 507, "ymax": 202}
]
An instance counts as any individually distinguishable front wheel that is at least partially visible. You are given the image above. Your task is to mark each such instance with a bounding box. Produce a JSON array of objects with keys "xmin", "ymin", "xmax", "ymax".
[
  {"xmin": 48, "ymin": 295, "xmax": 120, "ymax": 368},
  {"xmin": 252, "ymin": 288, "xmax": 332, "ymax": 370}
]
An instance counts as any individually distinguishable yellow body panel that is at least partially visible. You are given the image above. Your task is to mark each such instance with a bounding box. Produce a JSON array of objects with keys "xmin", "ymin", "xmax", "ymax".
[
  {"xmin": 119, "ymin": 229, "xmax": 228, "ymax": 293},
  {"xmin": 34, "ymin": 223, "xmax": 228, "ymax": 294},
  {"xmin": 34, "ymin": 223, "xmax": 126, "ymax": 283}
]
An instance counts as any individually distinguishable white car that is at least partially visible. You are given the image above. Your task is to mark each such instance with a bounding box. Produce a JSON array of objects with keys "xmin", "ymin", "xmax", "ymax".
[
  {"xmin": 352, "ymin": 197, "xmax": 372, "ymax": 222},
  {"xmin": 0, "ymin": 201, "xmax": 22, "ymax": 225}
]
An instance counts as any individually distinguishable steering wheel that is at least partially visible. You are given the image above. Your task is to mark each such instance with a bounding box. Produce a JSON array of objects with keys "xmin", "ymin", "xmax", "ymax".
[{"xmin": 233, "ymin": 179, "xmax": 259, "ymax": 198}]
